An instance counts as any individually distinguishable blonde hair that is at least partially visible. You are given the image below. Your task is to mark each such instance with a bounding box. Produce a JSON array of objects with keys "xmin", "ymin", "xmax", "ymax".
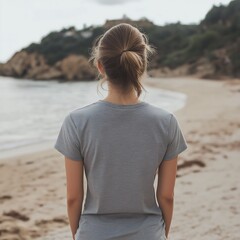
[{"xmin": 89, "ymin": 23, "xmax": 156, "ymax": 97}]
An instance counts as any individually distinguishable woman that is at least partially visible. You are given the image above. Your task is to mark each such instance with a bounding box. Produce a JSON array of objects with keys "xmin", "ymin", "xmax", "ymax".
[{"xmin": 54, "ymin": 23, "xmax": 188, "ymax": 240}]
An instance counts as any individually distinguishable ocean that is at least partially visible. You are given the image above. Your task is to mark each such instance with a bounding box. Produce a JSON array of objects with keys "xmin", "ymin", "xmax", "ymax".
[{"xmin": 0, "ymin": 76, "xmax": 187, "ymax": 159}]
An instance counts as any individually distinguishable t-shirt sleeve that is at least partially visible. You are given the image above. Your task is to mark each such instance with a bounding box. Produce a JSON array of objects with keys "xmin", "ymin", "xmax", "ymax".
[
  {"xmin": 162, "ymin": 113, "xmax": 188, "ymax": 161},
  {"xmin": 54, "ymin": 113, "xmax": 83, "ymax": 161}
]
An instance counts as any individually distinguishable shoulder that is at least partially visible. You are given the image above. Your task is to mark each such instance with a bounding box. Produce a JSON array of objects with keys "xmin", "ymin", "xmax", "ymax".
[
  {"xmin": 64, "ymin": 101, "xmax": 100, "ymax": 125},
  {"xmin": 145, "ymin": 103, "xmax": 174, "ymax": 123}
]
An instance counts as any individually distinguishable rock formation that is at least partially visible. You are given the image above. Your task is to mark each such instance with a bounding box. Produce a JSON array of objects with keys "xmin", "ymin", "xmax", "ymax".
[{"xmin": 0, "ymin": 51, "xmax": 97, "ymax": 81}]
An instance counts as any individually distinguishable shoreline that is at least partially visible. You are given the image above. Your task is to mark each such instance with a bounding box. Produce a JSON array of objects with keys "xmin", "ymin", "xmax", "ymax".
[
  {"xmin": 0, "ymin": 76, "xmax": 239, "ymax": 239},
  {"xmin": 0, "ymin": 141, "xmax": 54, "ymax": 161},
  {"xmin": 0, "ymin": 79, "xmax": 186, "ymax": 161}
]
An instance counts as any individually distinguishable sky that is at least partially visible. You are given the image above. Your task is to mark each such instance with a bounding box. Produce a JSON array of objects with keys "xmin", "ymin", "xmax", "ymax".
[{"xmin": 0, "ymin": 0, "xmax": 232, "ymax": 62}]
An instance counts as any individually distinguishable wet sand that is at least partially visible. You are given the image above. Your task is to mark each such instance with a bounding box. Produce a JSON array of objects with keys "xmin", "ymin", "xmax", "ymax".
[{"xmin": 0, "ymin": 76, "xmax": 239, "ymax": 240}]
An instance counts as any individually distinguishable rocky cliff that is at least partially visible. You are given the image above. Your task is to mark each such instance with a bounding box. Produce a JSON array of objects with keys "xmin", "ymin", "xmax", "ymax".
[
  {"xmin": 0, "ymin": 51, "xmax": 97, "ymax": 81},
  {"xmin": 0, "ymin": 0, "xmax": 239, "ymax": 80}
]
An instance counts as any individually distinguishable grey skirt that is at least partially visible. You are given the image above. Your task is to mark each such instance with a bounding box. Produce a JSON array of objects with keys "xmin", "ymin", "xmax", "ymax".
[{"xmin": 75, "ymin": 214, "xmax": 167, "ymax": 240}]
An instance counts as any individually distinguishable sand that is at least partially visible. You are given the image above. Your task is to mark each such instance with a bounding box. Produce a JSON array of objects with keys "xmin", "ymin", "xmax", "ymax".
[{"xmin": 0, "ymin": 76, "xmax": 239, "ymax": 240}]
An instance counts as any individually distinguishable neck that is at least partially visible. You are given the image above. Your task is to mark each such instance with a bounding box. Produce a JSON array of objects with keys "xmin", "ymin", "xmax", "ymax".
[{"xmin": 103, "ymin": 82, "xmax": 140, "ymax": 105}]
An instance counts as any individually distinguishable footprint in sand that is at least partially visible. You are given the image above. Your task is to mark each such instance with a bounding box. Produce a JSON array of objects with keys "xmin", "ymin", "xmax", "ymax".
[
  {"xmin": 3, "ymin": 210, "xmax": 30, "ymax": 221},
  {"xmin": 26, "ymin": 161, "xmax": 34, "ymax": 164},
  {"xmin": 35, "ymin": 217, "xmax": 68, "ymax": 228},
  {"xmin": 178, "ymin": 160, "xmax": 206, "ymax": 170},
  {"xmin": 0, "ymin": 195, "xmax": 12, "ymax": 203}
]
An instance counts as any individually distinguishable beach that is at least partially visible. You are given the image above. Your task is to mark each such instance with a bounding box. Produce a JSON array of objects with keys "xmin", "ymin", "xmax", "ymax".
[{"xmin": 0, "ymin": 76, "xmax": 239, "ymax": 240}]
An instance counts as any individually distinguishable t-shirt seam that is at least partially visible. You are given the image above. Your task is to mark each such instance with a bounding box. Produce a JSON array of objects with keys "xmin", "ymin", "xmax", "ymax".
[
  {"xmin": 167, "ymin": 113, "xmax": 173, "ymax": 143},
  {"xmin": 69, "ymin": 113, "xmax": 77, "ymax": 130},
  {"xmin": 97, "ymin": 103, "xmax": 149, "ymax": 109},
  {"xmin": 69, "ymin": 113, "xmax": 83, "ymax": 159}
]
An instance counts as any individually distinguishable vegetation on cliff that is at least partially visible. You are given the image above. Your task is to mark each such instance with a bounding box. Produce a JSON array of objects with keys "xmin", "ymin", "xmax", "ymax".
[{"xmin": 0, "ymin": 0, "xmax": 239, "ymax": 80}]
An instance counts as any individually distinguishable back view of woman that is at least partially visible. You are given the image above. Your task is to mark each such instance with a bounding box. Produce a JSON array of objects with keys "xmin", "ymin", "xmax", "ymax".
[{"xmin": 54, "ymin": 23, "xmax": 188, "ymax": 240}]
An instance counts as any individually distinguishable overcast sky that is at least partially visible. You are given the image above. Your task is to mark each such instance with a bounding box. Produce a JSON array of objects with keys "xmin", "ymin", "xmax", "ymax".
[{"xmin": 0, "ymin": 0, "xmax": 232, "ymax": 62}]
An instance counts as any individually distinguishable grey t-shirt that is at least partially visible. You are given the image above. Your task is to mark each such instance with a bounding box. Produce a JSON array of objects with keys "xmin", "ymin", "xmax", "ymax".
[{"xmin": 54, "ymin": 99, "xmax": 188, "ymax": 239}]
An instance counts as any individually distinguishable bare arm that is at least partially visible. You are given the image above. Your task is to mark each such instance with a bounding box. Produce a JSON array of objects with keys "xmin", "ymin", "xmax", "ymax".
[
  {"xmin": 156, "ymin": 155, "xmax": 178, "ymax": 238},
  {"xmin": 65, "ymin": 157, "xmax": 84, "ymax": 240}
]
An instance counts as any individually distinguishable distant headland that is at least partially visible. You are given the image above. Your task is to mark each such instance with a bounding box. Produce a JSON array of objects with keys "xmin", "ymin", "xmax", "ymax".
[{"xmin": 0, "ymin": 0, "xmax": 239, "ymax": 81}]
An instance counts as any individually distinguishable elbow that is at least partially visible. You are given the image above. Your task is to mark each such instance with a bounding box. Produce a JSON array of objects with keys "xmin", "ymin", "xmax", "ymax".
[
  {"xmin": 67, "ymin": 196, "xmax": 83, "ymax": 205},
  {"xmin": 160, "ymin": 196, "xmax": 174, "ymax": 202},
  {"xmin": 157, "ymin": 193, "xmax": 174, "ymax": 203}
]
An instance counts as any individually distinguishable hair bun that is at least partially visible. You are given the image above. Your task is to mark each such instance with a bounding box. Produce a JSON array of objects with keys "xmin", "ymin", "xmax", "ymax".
[
  {"xmin": 121, "ymin": 49, "xmax": 129, "ymax": 55},
  {"xmin": 89, "ymin": 23, "xmax": 156, "ymax": 98}
]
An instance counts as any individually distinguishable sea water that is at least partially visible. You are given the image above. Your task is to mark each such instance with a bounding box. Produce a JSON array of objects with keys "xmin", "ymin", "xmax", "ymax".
[{"xmin": 0, "ymin": 76, "xmax": 187, "ymax": 159}]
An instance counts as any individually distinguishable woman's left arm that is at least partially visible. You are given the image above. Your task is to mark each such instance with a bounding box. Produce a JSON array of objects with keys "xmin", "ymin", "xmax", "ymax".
[{"xmin": 65, "ymin": 157, "xmax": 84, "ymax": 240}]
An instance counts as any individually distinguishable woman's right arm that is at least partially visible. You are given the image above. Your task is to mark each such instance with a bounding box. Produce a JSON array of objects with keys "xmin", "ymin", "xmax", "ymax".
[{"xmin": 156, "ymin": 155, "xmax": 178, "ymax": 239}]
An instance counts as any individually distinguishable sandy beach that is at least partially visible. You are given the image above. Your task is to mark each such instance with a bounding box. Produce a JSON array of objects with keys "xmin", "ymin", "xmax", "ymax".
[{"xmin": 0, "ymin": 76, "xmax": 239, "ymax": 240}]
